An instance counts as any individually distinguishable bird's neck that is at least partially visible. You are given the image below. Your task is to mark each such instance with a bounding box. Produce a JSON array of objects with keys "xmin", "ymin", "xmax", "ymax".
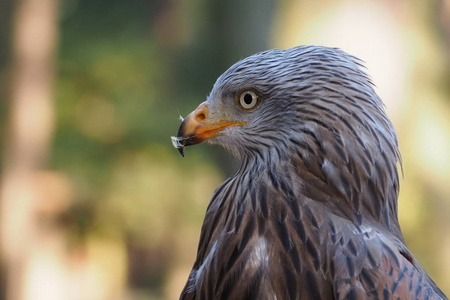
[{"xmin": 231, "ymin": 146, "xmax": 403, "ymax": 240}]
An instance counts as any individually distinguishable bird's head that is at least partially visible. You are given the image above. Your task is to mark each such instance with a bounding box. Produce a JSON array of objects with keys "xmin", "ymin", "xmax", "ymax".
[
  {"xmin": 172, "ymin": 47, "xmax": 317, "ymax": 158},
  {"xmin": 172, "ymin": 46, "xmax": 400, "ymax": 181}
]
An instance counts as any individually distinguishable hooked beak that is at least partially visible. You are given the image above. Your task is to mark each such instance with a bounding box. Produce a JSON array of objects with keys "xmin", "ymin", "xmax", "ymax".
[{"xmin": 171, "ymin": 102, "xmax": 245, "ymax": 157}]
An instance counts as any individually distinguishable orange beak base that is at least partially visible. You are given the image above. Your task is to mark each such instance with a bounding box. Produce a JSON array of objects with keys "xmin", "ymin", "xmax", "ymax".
[{"xmin": 173, "ymin": 102, "xmax": 244, "ymax": 157}]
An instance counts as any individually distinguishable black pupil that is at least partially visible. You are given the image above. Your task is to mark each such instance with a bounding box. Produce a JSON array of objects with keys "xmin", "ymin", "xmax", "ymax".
[{"xmin": 244, "ymin": 93, "xmax": 253, "ymax": 105}]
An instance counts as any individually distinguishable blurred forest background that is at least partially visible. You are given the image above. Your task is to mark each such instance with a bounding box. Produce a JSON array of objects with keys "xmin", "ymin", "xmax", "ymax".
[{"xmin": 0, "ymin": 0, "xmax": 449, "ymax": 299}]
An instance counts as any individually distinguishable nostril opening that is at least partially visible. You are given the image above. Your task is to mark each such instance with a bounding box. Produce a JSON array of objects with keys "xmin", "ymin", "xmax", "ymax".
[{"xmin": 196, "ymin": 112, "xmax": 206, "ymax": 121}]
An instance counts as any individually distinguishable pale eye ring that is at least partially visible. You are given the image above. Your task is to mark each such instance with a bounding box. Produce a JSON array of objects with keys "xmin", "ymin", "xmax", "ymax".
[{"xmin": 238, "ymin": 89, "xmax": 259, "ymax": 110}]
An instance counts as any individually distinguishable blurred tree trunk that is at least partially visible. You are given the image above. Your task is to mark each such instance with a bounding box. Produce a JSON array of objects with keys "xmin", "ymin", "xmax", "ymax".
[
  {"xmin": 0, "ymin": 0, "xmax": 14, "ymax": 298},
  {"xmin": 0, "ymin": 0, "xmax": 59, "ymax": 299}
]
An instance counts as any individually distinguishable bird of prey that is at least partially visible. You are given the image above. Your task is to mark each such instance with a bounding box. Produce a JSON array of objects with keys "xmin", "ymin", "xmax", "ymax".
[{"xmin": 171, "ymin": 46, "xmax": 447, "ymax": 300}]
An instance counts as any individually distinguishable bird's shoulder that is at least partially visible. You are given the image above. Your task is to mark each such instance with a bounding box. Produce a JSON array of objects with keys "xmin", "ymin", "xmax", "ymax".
[
  {"xmin": 329, "ymin": 221, "xmax": 446, "ymax": 299},
  {"xmin": 180, "ymin": 175, "xmax": 446, "ymax": 300}
]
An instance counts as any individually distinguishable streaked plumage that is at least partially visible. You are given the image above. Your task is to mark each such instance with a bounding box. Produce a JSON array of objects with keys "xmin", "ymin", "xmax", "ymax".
[{"xmin": 173, "ymin": 46, "xmax": 447, "ymax": 299}]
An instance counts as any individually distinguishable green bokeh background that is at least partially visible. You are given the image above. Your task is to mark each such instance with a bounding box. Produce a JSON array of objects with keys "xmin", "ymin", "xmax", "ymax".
[{"xmin": 1, "ymin": 0, "xmax": 449, "ymax": 299}]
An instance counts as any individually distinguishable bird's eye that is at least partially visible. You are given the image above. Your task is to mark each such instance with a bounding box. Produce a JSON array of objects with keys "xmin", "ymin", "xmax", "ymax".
[{"xmin": 238, "ymin": 89, "xmax": 259, "ymax": 110}]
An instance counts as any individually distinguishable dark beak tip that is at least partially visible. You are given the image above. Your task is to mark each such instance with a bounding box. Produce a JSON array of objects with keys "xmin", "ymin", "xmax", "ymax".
[
  {"xmin": 178, "ymin": 147, "xmax": 185, "ymax": 157},
  {"xmin": 171, "ymin": 134, "xmax": 186, "ymax": 157}
]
